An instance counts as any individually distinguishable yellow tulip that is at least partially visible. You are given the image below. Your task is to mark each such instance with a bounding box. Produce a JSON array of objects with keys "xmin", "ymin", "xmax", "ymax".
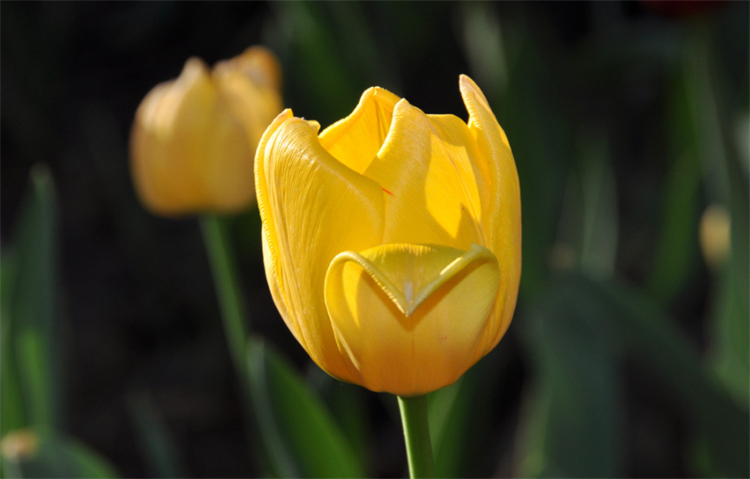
[
  {"xmin": 256, "ymin": 75, "xmax": 521, "ymax": 396},
  {"xmin": 131, "ymin": 47, "xmax": 282, "ymax": 215}
]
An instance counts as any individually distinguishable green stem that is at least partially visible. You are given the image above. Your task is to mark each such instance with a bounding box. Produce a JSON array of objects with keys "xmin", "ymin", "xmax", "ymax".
[
  {"xmin": 200, "ymin": 214, "xmax": 250, "ymax": 385},
  {"xmin": 398, "ymin": 395, "xmax": 435, "ymax": 479}
]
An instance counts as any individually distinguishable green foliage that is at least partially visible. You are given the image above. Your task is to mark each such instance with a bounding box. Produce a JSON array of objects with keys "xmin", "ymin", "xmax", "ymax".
[
  {"xmin": 246, "ymin": 338, "xmax": 365, "ymax": 478},
  {"xmin": 517, "ymin": 278, "xmax": 623, "ymax": 478},
  {"xmin": 127, "ymin": 394, "xmax": 186, "ymax": 478},
  {"xmin": 1, "ymin": 166, "xmax": 119, "ymax": 478},
  {"xmin": 1, "ymin": 431, "xmax": 117, "ymax": 479},
  {"xmin": 2, "ymin": 166, "xmax": 60, "ymax": 434}
]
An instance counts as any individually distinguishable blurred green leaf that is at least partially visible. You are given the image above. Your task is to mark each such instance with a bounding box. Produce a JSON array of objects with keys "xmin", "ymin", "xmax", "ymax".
[
  {"xmin": 273, "ymin": 2, "xmax": 359, "ymax": 127},
  {"xmin": 647, "ymin": 33, "xmax": 704, "ymax": 304},
  {"xmin": 518, "ymin": 272, "xmax": 750, "ymax": 477},
  {"xmin": 516, "ymin": 278, "xmax": 623, "ymax": 478},
  {"xmin": 590, "ymin": 275, "xmax": 749, "ymax": 477},
  {"xmin": 326, "ymin": 382, "xmax": 370, "ymax": 472},
  {"xmin": 708, "ymin": 139, "xmax": 750, "ymax": 408},
  {"xmin": 304, "ymin": 365, "xmax": 371, "ymax": 471},
  {"xmin": 1, "ymin": 252, "xmax": 26, "ymax": 437},
  {"xmin": 127, "ymin": 394, "xmax": 186, "ymax": 478},
  {"xmin": 692, "ymin": 19, "xmax": 750, "ymax": 409},
  {"xmin": 4, "ymin": 165, "xmax": 61, "ymax": 432},
  {"xmin": 1, "ymin": 431, "xmax": 117, "ymax": 479},
  {"xmin": 578, "ymin": 130, "xmax": 618, "ymax": 278},
  {"xmin": 246, "ymin": 338, "xmax": 365, "ymax": 478},
  {"xmin": 427, "ymin": 375, "xmax": 475, "ymax": 478}
]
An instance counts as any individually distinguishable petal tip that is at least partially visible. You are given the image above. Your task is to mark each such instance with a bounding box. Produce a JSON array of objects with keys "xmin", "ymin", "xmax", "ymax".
[
  {"xmin": 392, "ymin": 97, "xmax": 416, "ymax": 115},
  {"xmin": 459, "ymin": 74, "xmax": 485, "ymax": 102}
]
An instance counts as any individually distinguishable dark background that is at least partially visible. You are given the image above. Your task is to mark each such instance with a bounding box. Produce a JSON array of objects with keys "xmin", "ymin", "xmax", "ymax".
[{"xmin": 2, "ymin": 2, "xmax": 748, "ymax": 478}]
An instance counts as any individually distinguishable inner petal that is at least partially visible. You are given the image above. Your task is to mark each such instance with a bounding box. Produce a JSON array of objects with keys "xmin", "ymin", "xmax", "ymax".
[
  {"xmin": 362, "ymin": 99, "xmax": 485, "ymax": 250},
  {"xmin": 319, "ymin": 87, "xmax": 400, "ymax": 175}
]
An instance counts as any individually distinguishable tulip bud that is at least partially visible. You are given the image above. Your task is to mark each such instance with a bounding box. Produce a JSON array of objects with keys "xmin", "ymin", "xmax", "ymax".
[
  {"xmin": 256, "ymin": 76, "xmax": 521, "ymax": 396},
  {"xmin": 131, "ymin": 47, "xmax": 282, "ymax": 216}
]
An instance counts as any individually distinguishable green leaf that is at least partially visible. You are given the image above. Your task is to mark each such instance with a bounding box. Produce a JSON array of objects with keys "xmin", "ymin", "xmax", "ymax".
[
  {"xmin": 127, "ymin": 394, "xmax": 186, "ymax": 478},
  {"xmin": 709, "ymin": 147, "xmax": 750, "ymax": 406},
  {"xmin": 271, "ymin": 2, "xmax": 360, "ymax": 128},
  {"xmin": 427, "ymin": 375, "xmax": 474, "ymax": 478},
  {"xmin": 647, "ymin": 42, "xmax": 703, "ymax": 303},
  {"xmin": 4, "ymin": 165, "xmax": 61, "ymax": 432},
  {"xmin": 587, "ymin": 275, "xmax": 749, "ymax": 477},
  {"xmin": 246, "ymin": 338, "xmax": 365, "ymax": 478},
  {"xmin": 325, "ymin": 381, "xmax": 370, "ymax": 472},
  {"xmin": 1, "ymin": 430, "xmax": 117, "ymax": 479},
  {"xmin": 1, "ymin": 252, "xmax": 26, "ymax": 437},
  {"xmin": 700, "ymin": 21, "xmax": 750, "ymax": 409},
  {"xmin": 516, "ymin": 280, "xmax": 623, "ymax": 478}
]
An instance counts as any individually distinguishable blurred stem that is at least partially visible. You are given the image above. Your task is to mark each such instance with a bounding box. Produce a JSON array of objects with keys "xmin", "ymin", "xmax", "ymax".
[
  {"xmin": 398, "ymin": 395, "xmax": 435, "ymax": 478},
  {"xmin": 200, "ymin": 214, "xmax": 250, "ymax": 384}
]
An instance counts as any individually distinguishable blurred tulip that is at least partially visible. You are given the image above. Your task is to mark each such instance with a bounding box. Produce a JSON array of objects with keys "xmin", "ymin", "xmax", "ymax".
[
  {"xmin": 700, "ymin": 204, "xmax": 731, "ymax": 270},
  {"xmin": 256, "ymin": 75, "xmax": 521, "ymax": 396},
  {"xmin": 131, "ymin": 47, "xmax": 282, "ymax": 215}
]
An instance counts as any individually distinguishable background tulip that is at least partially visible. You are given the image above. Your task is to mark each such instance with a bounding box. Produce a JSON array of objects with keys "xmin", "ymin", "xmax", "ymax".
[
  {"xmin": 131, "ymin": 47, "xmax": 282, "ymax": 216},
  {"xmin": 256, "ymin": 75, "xmax": 521, "ymax": 396}
]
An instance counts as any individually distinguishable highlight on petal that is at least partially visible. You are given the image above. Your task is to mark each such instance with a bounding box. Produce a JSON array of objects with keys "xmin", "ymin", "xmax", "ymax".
[
  {"xmin": 255, "ymin": 111, "xmax": 385, "ymax": 382},
  {"xmin": 324, "ymin": 243, "xmax": 500, "ymax": 396},
  {"xmin": 362, "ymin": 98, "xmax": 485, "ymax": 250},
  {"xmin": 319, "ymin": 87, "xmax": 401, "ymax": 175},
  {"xmin": 459, "ymin": 74, "xmax": 522, "ymax": 357}
]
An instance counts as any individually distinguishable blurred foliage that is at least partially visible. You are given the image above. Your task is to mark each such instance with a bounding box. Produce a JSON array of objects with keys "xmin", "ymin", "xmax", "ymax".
[
  {"xmin": 246, "ymin": 338, "xmax": 363, "ymax": 478},
  {"xmin": 1, "ymin": 2, "xmax": 748, "ymax": 478},
  {"xmin": 1, "ymin": 168, "xmax": 119, "ymax": 478}
]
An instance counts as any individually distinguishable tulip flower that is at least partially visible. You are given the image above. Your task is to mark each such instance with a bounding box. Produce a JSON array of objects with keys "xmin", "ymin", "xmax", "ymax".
[
  {"xmin": 256, "ymin": 75, "xmax": 521, "ymax": 397},
  {"xmin": 131, "ymin": 47, "xmax": 282, "ymax": 216}
]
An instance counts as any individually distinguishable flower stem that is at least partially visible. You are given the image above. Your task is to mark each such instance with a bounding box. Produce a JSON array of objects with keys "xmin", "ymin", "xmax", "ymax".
[
  {"xmin": 398, "ymin": 395, "xmax": 435, "ymax": 479},
  {"xmin": 200, "ymin": 214, "xmax": 250, "ymax": 384}
]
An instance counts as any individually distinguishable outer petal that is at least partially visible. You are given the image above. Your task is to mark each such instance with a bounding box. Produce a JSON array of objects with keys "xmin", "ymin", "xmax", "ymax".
[
  {"xmin": 324, "ymin": 243, "xmax": 500, "ymax": 396},
  {"xmin": 363, "ymin": 99, "xmax": 485, "ymax": 250},
  {"xmin": 254, "ymin": 109, "xmax": 385, "ymax": 382},
  {"xmin": 318, "ymin": 87, "xmax": 400, "ymax": 174},
  {"xmin": 130, "ymin": 58, "xmax": 254, "ymax": 215},
  {"xmin": 460, "ymin": 75, "xmax": 522, "ymax": 357}
]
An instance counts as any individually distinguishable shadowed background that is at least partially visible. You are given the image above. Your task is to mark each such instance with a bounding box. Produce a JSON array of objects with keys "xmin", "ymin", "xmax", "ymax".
[{"xmin": 2, "ymin": 2, "xmax": 748, "ymax": 478}]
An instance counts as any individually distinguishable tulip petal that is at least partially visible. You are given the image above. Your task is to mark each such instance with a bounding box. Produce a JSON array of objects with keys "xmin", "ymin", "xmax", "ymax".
[
  {"xmin": 459, "ymin": 75, "xmax": 522, "ymax": 357},
  {"xmin": 324, "ymin": 243, "xmax": 500, "ymax": 396},
  {"xmin": 363, "ymin": 99, "xmax": 485, "ymax": 250},
  {"xmin": 319, "ymin": 87, "xmax": 401, "ymax": 175},
  {"xmin": 255, "ymin": 109, "xmax": 385, "ymax": 382},
  {"xmin": 214, "ymin": 49, "xmax": 283, "ymax": 157}
]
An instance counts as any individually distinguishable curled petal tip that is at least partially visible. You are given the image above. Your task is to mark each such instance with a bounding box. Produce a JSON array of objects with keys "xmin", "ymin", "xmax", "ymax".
[{"xmin": 277, "ymin": 108, "xmax": 294, "ymax": 120}]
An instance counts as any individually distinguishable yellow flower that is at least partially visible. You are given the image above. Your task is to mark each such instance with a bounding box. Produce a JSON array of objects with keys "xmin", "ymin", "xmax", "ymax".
[
  {"xmin": 256, "ymin": 75, "xmax": 521, "ymax": 396},
  {"xmin": 131, "ymin": 47, "xmax": 282, "ymax": 216}
]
